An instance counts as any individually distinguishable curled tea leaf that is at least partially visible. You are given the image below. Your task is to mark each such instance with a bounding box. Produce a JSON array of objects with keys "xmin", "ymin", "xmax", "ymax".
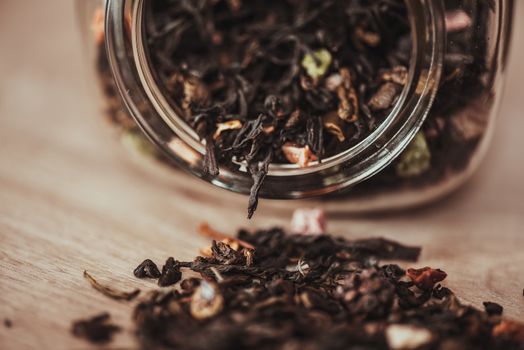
[
  {"xmin": 301, "ymin": 49, "xmax": 332, "ymax": 81},
  {"xmin": 396, "ymin": 131, "xmax": 431, "ymax": 178},
  {"xmin": 84, "ymin": 271, "xmax": 140, "ymax": 301},
  {"xmin": 134, "ymin": 259, "xmax": 161, "ymax": 279},
  {"xmin": 158, "ymin": 257, "xmax": 182, "ymax": 287}
]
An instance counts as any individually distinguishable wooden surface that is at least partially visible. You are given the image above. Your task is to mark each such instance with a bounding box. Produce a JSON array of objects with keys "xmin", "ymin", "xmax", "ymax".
[{"xmin": 1, "ymin": 1, "xmax": 524, "ymax": 349}]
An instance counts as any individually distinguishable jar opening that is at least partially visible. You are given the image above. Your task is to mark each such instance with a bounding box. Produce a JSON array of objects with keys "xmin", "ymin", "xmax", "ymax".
[{"xmin": 105, "ymin": 0, "xmax": 444, "ymax": 198}]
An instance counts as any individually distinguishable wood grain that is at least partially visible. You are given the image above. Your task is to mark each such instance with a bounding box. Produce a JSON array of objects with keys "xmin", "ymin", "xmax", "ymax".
[{"xmin": 1, "ymin": 1, "xmax": 524, "ymax": 349}]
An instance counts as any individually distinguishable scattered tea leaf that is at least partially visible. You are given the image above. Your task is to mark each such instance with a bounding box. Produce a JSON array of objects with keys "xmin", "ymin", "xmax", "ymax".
[{"xmin": 83, "ymin": 271, "xmax": 140, "ymax": 301}]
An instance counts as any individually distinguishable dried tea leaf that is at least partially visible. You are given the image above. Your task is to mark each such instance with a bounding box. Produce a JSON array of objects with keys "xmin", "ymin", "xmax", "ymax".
[
  {"xmin": 396, "ymin": 131, "xmax": 431, "ymax": 178},
  {"xmin": 181, "ymin": 76, "xmax": 209, "ymax": 111},
  {"xmin": 71, "ymin": 313, "xmax": 120, "ymax": 344},
  {"xmin": 483, "ymin": 301, "xmax": 504, "ymax": 316},
  {"xmin": 301, "ymin": 49, "xmax": 332, "ymax": 81},
  {"xmin": 83, "ymin": 271, "xmax": 140, "ymax": 301},
  {"xmin": 158, "ymin": 257, "xmax": 182, "ymax": 287},
  {"xmin": 134, "ymin": 259, "xmax": 161, "ymax": 279}
]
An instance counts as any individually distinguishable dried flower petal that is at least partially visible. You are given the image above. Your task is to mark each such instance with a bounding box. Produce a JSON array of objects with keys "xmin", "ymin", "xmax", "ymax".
[
  {"xmin": 282, "ymin": 143, "xmax": 317, "ymax": 167},
  {"xmin": 386, "ymin": 324, "xmax": 433, "ymax": 350},
  {"xmin": 213, "ymin": 120, "xmax": 243, "ymax": 139},
  {"xmin": 445, "ymin": 10, "xmax": 472, "ymax": 33},
  {"xmin": 325, "ymin": 73, "xmax": 343, "ymax": 91},
  {"xmin": 190, "ymin": 281, "xmax": 224, "ymax": 320},
  {"xmin": 396, "ymin": 131, "xmax": 431, "ymax": 178},
  {"xmin": 291, "ymin": 208, "xmax": 326, "ymax": 235},
  {"xmin": 301, "ymin": 49, "xmax": 332, "ymax": 80},
  {"xmin": 406, "ymin": 267, "xmax": 447, "ymax": 291}
]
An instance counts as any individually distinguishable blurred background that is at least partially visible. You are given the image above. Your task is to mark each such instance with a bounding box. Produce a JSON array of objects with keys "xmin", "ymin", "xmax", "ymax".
[{"xmin": 0, "ymin": 1, "xmax": 523, "ymax": 349}]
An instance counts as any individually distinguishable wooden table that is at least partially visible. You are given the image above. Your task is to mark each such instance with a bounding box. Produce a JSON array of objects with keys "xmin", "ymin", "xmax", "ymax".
[{"xmin": 1, "ymin": 1, "xmax": 523, "ymax": 349}]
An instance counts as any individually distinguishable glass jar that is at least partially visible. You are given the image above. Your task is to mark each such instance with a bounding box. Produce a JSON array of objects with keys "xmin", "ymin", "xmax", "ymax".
[{"xmin": 77, "ymin": 0, "xmax": 514, "ymax": 213}]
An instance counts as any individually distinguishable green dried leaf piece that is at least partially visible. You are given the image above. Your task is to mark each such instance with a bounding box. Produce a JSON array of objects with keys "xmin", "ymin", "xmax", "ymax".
[
  {"xmin": 301, "ymin": 49, "xmax": 332, "ymax": 80},
  {"xmin": 121, "ymin": 129, "xmax": 159, "ymax": 159},
  {"xmin": 396, "ymin": 131, "xmax": 431, "ymax": 178}
]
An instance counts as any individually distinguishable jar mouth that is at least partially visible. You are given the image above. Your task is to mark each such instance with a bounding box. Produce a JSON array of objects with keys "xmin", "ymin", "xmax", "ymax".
[{"xmin": 106, "ymin": 0, "xmax": 445, "ymax": 198}]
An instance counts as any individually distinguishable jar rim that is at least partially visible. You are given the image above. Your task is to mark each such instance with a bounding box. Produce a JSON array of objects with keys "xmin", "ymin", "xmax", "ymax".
[{"xmin": 105, "ymin": 0, "xmax": 445, "ymax": 198}]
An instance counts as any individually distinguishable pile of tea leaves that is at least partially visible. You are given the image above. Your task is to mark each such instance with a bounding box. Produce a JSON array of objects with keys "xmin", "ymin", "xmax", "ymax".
[
  {"xmin": 80, "ymin": 226, "xmax": 522, "ymax": 350},
  {"xmin": 145, "ymin": 0, "xmax": 411, "ymax": 217}
]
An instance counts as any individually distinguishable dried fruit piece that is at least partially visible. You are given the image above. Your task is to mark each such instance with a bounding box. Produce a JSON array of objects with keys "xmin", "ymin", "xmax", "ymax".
[
  {"xmin": 84, "ymin": 271, "xmax": 140, "ymax": 301},
  {"xmin": 198, "ymin": 222, "xmax": 255, "ymax": 250},
  {"xmin": 354, "ymin": 27, "xmax": 381, "ymax": 47},
  {"xmin": 190, "ymin": 281, "xmax": 224, "ymax": 320},
  {"xmin": 368, "ymin": 82, "xmax": 401, "ymax": 111},
  {"xmin": 337, "ymin": 68, "xmax": 359, "ymax": 122},
  {"xmin": 381, "ymin": 66, "xmax": 409, "ymax": 86},
  {"xmin": 395, "ymin": 131, "xmax": 431, "ymax": 178},
  {"xmin": 323, "ymin": 112, "xmax": 346, "ymax": 142},
  {"xmin": 301, "ymin": 49, "xmax": 332, "ymax": 81},
  {"xmin": 134, "ymin": 259, "xmax": 161, "ymax": 279},
  {"xmin": 282, "ymin": 143, "xmax": 318, "ymax": 167},
  {"xmin": 492, "ymin": 320, "xmax": 524, "ymax": 343},
  {"xmin": 386, "ymin": 324, "xmax": 433, "ymax": 350},
  {"xmin": 158, "ymin": 257, "xmax": 182, "ymax": 287},
  {"xmin": 213, "ymin": 120, "xmax": 243, "ymax": 139},
  {"xmin": 406, "ymin": 267, "xmax": 447, "ymax": 291}
]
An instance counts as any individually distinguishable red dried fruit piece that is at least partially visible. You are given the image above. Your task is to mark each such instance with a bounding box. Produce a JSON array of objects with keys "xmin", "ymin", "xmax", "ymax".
[
  {"xmin": 492, "ymin": 320, "xmax": 524, "ymax": 343},
  {"xmin": 406, "ymin": 267, "xmax": 447, "ymax": 291}
]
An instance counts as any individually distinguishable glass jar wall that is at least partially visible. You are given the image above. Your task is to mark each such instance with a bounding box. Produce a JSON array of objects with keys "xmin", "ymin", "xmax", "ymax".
[{"xmin": 77, "ymin": 0, "xmax": 513, "ymax": 213}]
